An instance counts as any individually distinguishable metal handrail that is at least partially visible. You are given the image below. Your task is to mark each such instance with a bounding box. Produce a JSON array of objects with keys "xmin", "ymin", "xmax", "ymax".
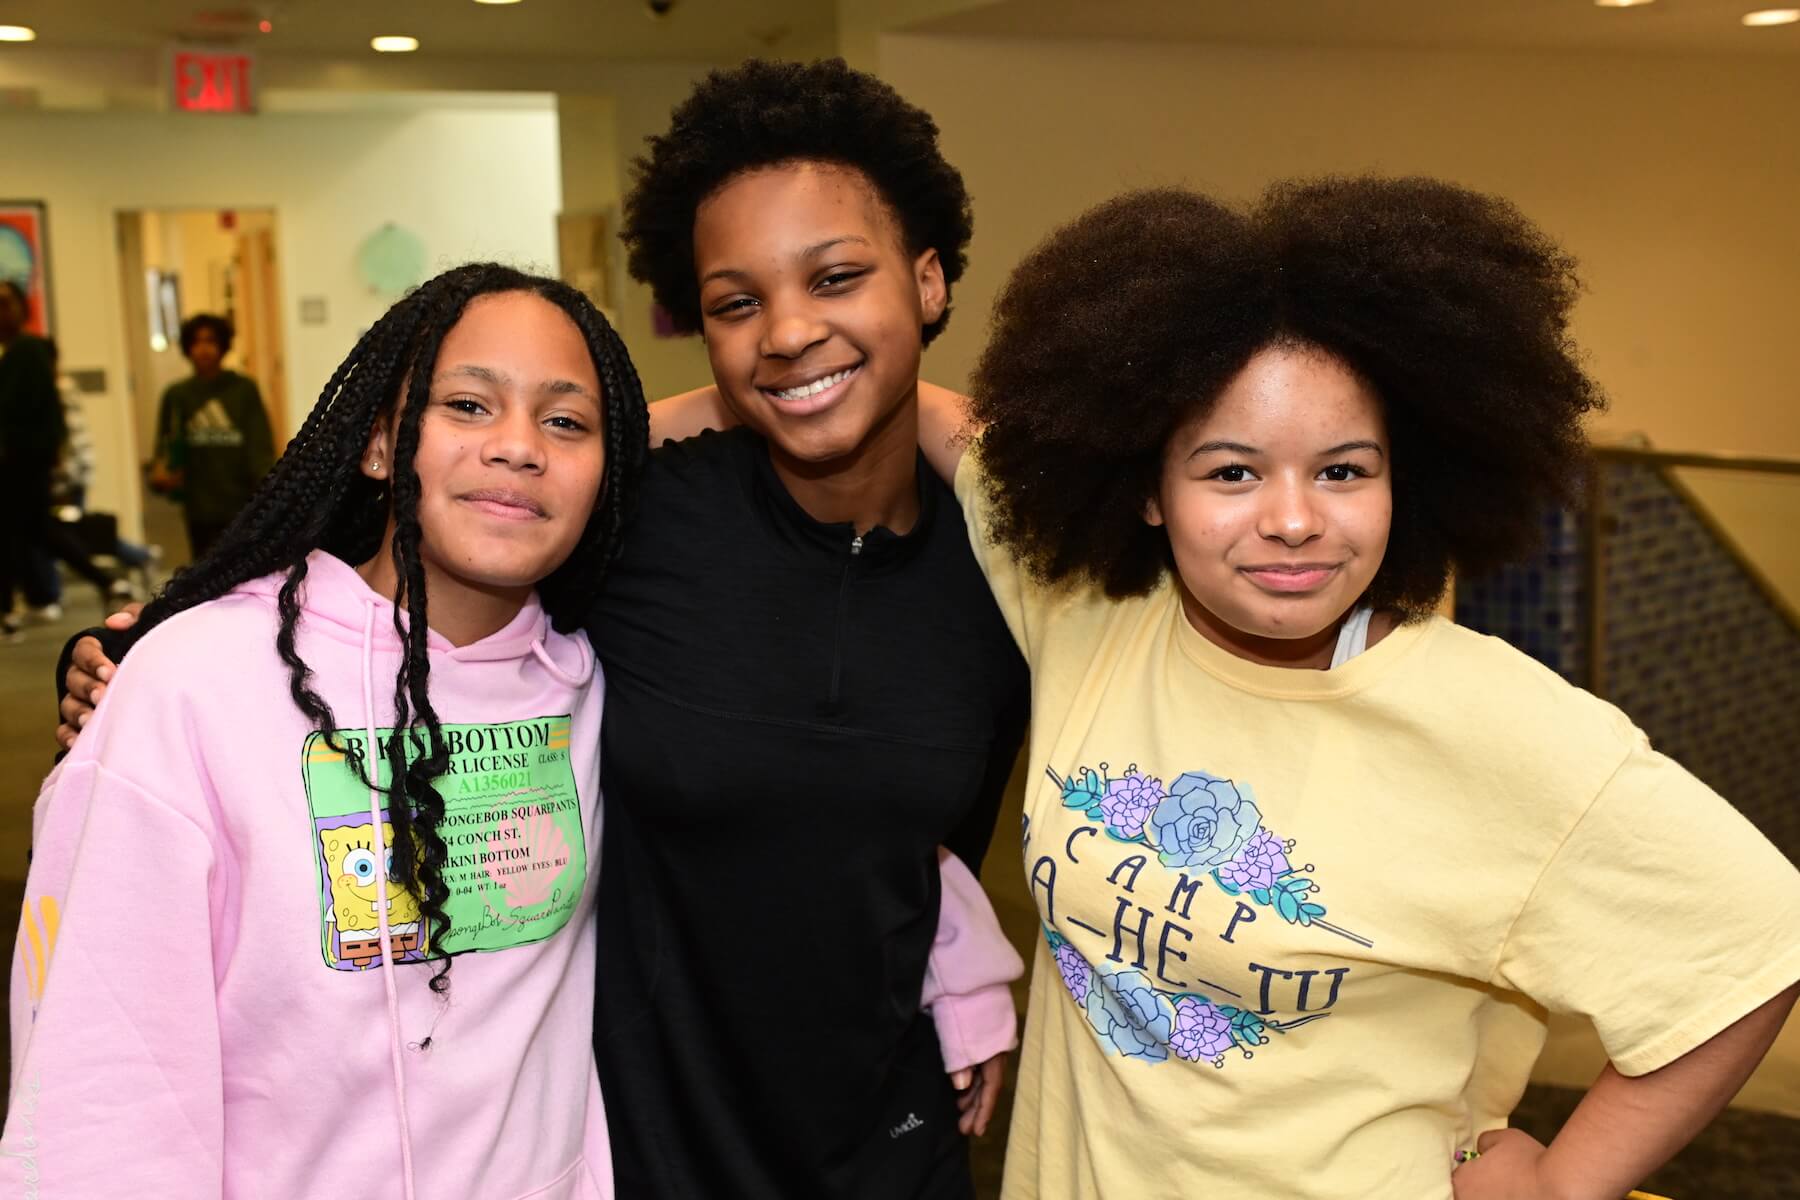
[{"xmin": 1591, "ymin": 444, "xmax": 1800, "ymax": 477}]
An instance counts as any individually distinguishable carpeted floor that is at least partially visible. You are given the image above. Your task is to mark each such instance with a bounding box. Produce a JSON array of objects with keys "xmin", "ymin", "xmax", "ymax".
[{"xmin": 1509, "ymin": 1082, "xmax": 1800, "ymax": 1200}]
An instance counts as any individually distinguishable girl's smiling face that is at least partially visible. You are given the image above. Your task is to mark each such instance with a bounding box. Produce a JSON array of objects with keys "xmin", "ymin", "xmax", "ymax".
[
  {"xmin": 692, "ymin": 160, "xmax": 945, "ymax": 469},
  {"xmin": 1148, "ymin": 343, "xmax": 1393, "ymax": 669},
  {"xmin": 364, "ymin": 291, "xmax": 607, "ymax": 608}
]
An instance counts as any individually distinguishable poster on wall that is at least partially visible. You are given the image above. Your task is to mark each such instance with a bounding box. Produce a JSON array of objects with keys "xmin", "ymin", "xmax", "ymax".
[{"xmin": 0, "ymin": 200, "xmax": 52, "ymax": 336}]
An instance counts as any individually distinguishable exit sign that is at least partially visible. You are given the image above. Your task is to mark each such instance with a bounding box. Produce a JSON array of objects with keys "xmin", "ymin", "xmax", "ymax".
[{"xmin": 171, "ymin": 49, "xmax": 257, "ymax": 114}]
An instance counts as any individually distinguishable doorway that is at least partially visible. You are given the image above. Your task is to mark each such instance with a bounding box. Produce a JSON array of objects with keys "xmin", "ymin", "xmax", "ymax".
[{"xmin": 113, "ymin": 207, "xmax": 286, "ymax": 565}]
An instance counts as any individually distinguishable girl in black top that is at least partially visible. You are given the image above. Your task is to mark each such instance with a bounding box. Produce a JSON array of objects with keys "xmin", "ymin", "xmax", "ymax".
[{"xmin": 592, "ymin": 59, "xmax": 1028, "ymax": 1199}]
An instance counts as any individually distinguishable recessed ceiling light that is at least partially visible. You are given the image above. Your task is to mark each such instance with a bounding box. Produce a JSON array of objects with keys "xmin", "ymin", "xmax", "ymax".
[
  {"xmin": 1594, "ymin": 0, "xmax": 1655, "ymax": 7},
  {"xmin": 371, "ymin": 35, "xmax": 421, "ymax": 53},
  {"xmin": 1742, "ymin": 8, "xmax": 1800, "ymax": 25},
  {"xmin": 474, "ymin": 0, "xmax": 525, "ymax": 5},
  {"xmin": 0, "ymin": 24, "xmax": 37, "ymax": 41}
]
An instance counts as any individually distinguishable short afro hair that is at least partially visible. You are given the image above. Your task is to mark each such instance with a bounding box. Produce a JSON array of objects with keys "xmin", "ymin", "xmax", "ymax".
[
  {"xmin": 179, "ymin": 312, "xmax": 234, "ymax": 357},
  {"xmin": 970, "ymin": 177, "xmax": 1604, "ymax": 613},
  {"xmin": 621, "ymin": 57, "xmax": 972, "ymax": 346}
]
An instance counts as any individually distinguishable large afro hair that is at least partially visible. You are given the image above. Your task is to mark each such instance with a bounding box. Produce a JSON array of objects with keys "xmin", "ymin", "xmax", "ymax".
[{"xmin": 969, "ymin": 176, "xmax": 1604, "ymax": 613}]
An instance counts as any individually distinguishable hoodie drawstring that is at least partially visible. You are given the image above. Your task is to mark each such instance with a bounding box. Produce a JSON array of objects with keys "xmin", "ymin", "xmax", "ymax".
[
  {"xmin": 361, "ymin": 600, "xmax": 419, "ymax": 1200},
  {"xmin": 530, "ymin": 634, "xmax": 593, "ymax": 689}
]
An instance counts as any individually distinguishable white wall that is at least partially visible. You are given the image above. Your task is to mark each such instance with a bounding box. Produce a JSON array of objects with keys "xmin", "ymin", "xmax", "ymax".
[
  {"xmin": 2, "ymin": 101, "xmax": 560, "ymax": 536},
  {"xmin": 556, "ymin": 69, "xmax": 717, "ymax": 404},
  {"xmin": 879, "ymin": 34, "xmax": 1800, "ymax": 461}
]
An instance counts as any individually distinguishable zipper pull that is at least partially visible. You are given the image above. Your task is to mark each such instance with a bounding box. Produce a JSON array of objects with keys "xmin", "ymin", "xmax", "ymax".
[{"xmin": 850, "ymin": 534, "xmax": 864, "ymax": 556}]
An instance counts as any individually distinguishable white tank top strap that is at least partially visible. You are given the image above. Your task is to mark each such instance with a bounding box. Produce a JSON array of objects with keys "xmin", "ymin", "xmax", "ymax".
[{"xmin": 1329, "ymin": 605, "xmax": 1375, "ymax": 670}]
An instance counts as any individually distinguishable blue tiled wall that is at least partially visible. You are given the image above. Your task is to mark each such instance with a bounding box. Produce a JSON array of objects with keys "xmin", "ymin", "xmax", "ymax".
[{"xmin": 1458, "ymin": 462, "xmax": 1799, "ymax": 862}]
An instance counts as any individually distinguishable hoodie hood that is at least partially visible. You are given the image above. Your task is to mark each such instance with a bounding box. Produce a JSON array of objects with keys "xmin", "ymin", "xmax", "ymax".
[{"xmin": 236, "ymin": 550, "xmax": 594, "ymax": 683}]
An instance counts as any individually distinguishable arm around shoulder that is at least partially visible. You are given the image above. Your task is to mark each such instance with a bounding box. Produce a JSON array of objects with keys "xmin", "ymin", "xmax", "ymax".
[
  {"xmin": 647, "ymin": 384, "xmax": 739, "ymax": 446},
  {"xmin": 916, "ymin": 381, "xmax": 973, "ymax": 484}
]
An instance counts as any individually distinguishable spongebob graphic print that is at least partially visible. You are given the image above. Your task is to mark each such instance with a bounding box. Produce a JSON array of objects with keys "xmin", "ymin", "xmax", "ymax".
[
  {"xmin": 303, "ymin": 716, "xmax": 586, "ymax": 971},
  {"xmin": 1032, "ymin": 759, "xmax": 1369, "ymax": 1069},
  {"xmin": 317, "ymin": 819, "xmax": 427, "ymax": 968}
]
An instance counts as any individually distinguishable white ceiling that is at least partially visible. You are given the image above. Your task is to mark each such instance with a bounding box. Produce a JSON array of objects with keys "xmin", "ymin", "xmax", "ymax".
[
  {"xmin": 911, "ymin": 0, "xmax": 1800, "ymax": 57},
  {"xmin": 1, "ymin": 0, "xmax": 1794, "ymax": 62}
]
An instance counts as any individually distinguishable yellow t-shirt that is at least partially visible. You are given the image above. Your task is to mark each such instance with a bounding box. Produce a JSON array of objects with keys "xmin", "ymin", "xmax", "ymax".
[{"xmin": 954, "ymin": 452, "xmax": 1800, "ymax": 1200}]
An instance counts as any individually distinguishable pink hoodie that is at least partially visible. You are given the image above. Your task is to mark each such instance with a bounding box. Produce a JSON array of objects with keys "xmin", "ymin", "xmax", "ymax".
[
  {"xmin": 3, "ymin": 551, "xmax": 1021, "ymax": 1198},
  {"xmin": 5, "ymin": 551, "xmax": 611, "ymax": 1199},
  {"xmin": 926, "ymin": 849, "xmax": 1024, "ymax": 1074}
]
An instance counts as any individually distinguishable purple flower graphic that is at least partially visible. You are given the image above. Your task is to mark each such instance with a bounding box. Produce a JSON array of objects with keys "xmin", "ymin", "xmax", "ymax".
[
  {"xmin": 1099, "ymin": 769, "xmax": 1164, "ymax": 840},
  {"xmin": 1216, "ymin": 828, "xmax": 1291, "ymax": 892},
  {"xmin": 1150, "ymin": 772, "xmax": 1262, "ymax": 870},
  {"xmin": 1084, "ymin": 969, "xmax": 1176, "ymax": 1062},
  {"xmin": 1170, "ymin": 997, "xmax": 1235, "ymax": 1063},
  {"xmin": 1054, "ymin": 941, "xmax": 1092, "ymax": 1006}
]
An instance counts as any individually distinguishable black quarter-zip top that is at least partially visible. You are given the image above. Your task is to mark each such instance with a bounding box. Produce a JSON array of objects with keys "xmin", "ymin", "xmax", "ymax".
[
  {"xmin": 825, "ymin": 532, "xmax": 863, "ymax": 714},
  {"xmin": 586, "ymin": 428, "xmax": 1029, "ymax": 1200}
]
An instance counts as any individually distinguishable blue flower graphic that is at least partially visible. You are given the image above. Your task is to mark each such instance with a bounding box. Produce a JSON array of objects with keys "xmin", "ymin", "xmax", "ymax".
[
  {"xmin": 1084, "ymin": 969, "xmax": 1176, "ymax": 1062},
  {"xmin": 1149, "ymin": 772, "xmax": 1262, "ymax": 869}
]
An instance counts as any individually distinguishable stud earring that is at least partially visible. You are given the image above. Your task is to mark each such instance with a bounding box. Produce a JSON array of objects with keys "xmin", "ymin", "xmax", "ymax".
[{"xmin": 370, "ymin": 459, "xmax": 382, "ymax": 473}]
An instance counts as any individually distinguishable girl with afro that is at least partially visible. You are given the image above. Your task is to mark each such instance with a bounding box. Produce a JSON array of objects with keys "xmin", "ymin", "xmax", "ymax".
[{"xmin": 916, "ymin": 178, "xmax": 1800, "ymax": 1200}]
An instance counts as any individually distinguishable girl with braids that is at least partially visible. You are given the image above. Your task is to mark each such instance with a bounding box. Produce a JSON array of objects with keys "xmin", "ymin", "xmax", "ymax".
[
  {"xmin": 914, "ymin": 180, "xmax": 1799, "ymax": 1200},
  {"xmin": 4, "ymin": 262, "xmax": 647, "ymax": 1198}
]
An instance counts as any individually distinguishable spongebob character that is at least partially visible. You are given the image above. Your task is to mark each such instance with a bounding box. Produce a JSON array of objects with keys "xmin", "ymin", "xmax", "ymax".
[{"xmin": 320, "ymin": 822, "xmax": 426, "ymax": 969}]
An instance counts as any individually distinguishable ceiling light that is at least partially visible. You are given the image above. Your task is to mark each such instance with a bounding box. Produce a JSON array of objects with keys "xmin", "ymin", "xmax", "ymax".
[
  {"xmin": 1741, "ymin": 8, "xmax": 1799, "ymax": 25},
  {"xmin": 474, "ymin": 0, "xmax": 525, "ymax": 5},
  {"xmin": 0, "ymin": 25, "xmax": 37, "ymax": 41},
  {"xmin": 371, "ymin": 35, "xmax": 420, "ymax": 52},
  {"xmin": 1593, "ymin": 0, "xmax": 1655, "ymax": 7},
  {"xmin": 259, "ymin": 19, "xmax": 273, "ymax": 33}
]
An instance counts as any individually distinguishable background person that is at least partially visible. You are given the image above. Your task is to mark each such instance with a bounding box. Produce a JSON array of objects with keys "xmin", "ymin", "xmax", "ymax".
[
  {"xmin": 21, "ymin": 337, "xmax": 139, "ymax": 619},
  {"xmin": 151, "ymin": 312, "xmax": 276, "ymax": 559},
  {"xmin": 0, "ymin": 279, "xmax": 67, "ymax": 641}
]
